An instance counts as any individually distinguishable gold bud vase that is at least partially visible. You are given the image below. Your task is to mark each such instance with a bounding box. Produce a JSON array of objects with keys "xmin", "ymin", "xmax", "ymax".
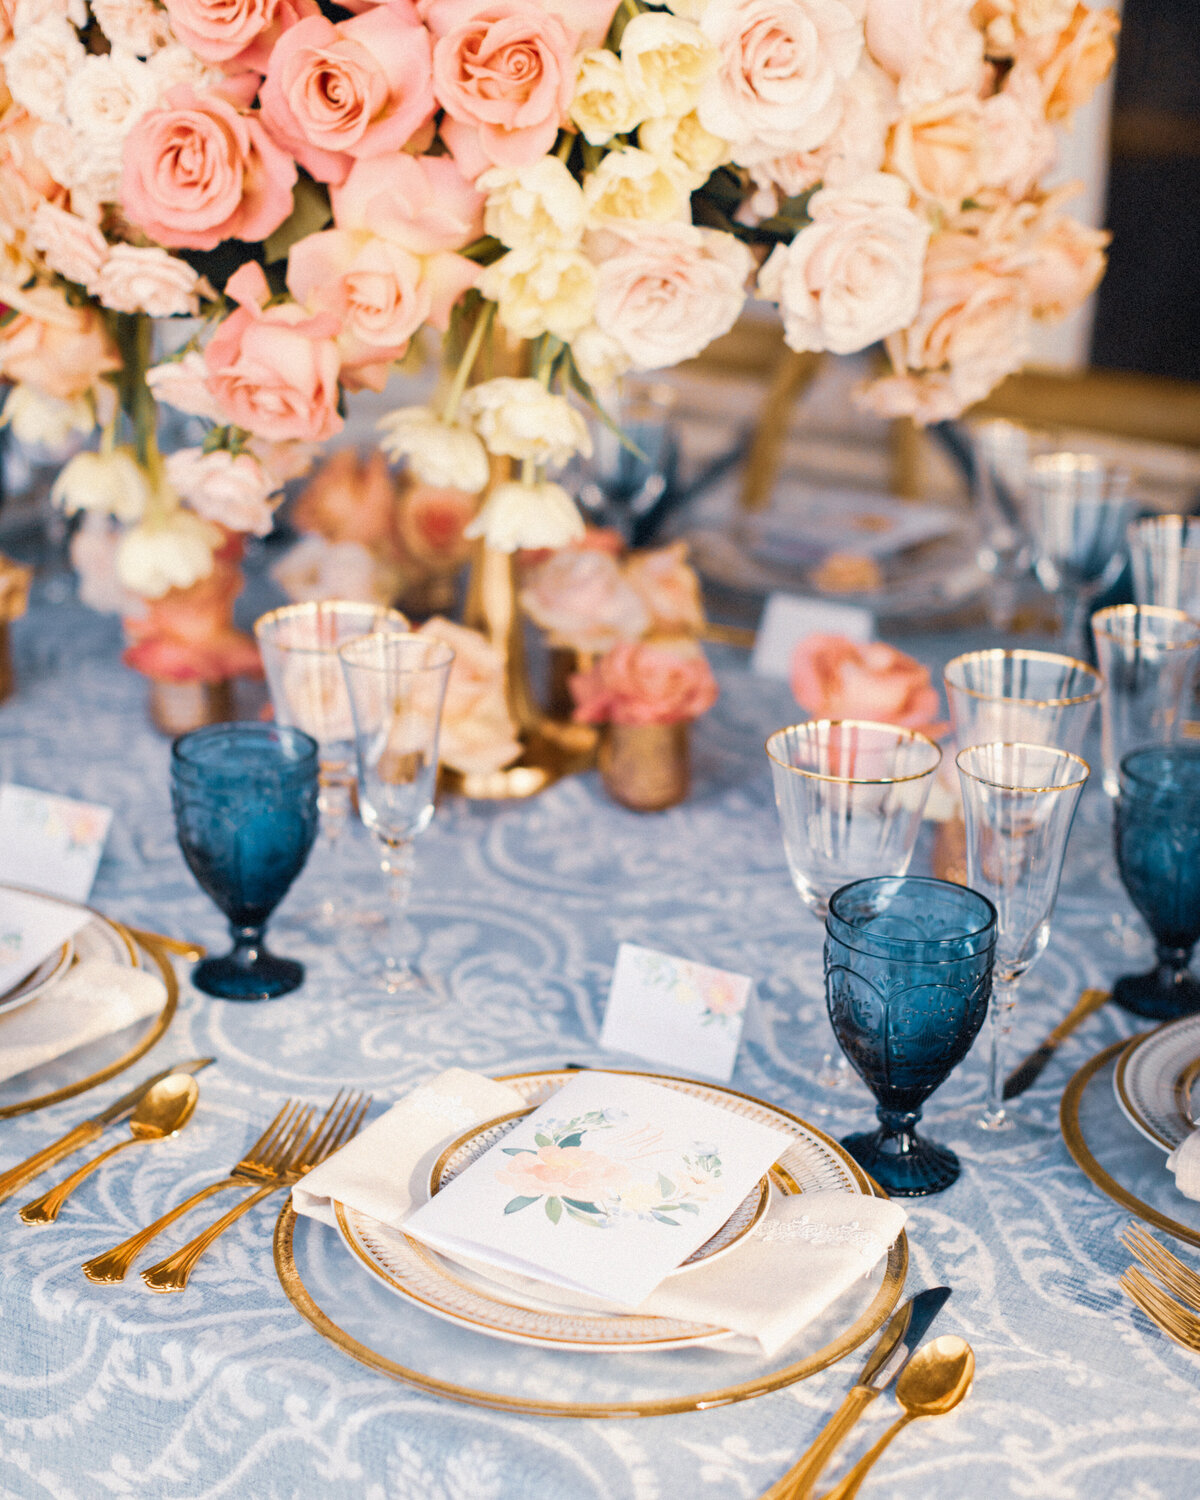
[
  {"xmin": 598, "ymin": 721, "xmax": 690, "ymax": 812},
  {"xmin": 147, "ymin": 678, "xmax": 235, "ymax": 737}
]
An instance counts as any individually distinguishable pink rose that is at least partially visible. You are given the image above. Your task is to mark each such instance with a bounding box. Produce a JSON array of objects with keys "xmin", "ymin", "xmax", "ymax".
[
  {"xmin": 623, "ymin": 542, "xmax": 705, "ymax": 637},
  {"xmin": 888, "ymin": 92, "xmax": 986, "ymax": 206},
  {"xmin": 0, "ymin": 282, "xmax": 119, "ymax": 399},
  {"xmin": 790, "ymin": 633, "xmax": 945, "ymax": 731},
  {"xmin": 147, "ymin": 351, "xmax": 225, "ymax": 422},
  {"xmin": 865, "ymin": 0, "xmax": 985, "ymax": 110},
  {"xmin": 421, "ymin": 0, "xmax": 616, "ymax": 47},
  {"xmin": 979, "ymin": 62, "xmax": 1055, "ymax": 199},
  {"xmin": 202, "ymin": 262, "xmax": 343, "ymax": 443},
  {"xmin": 292, "ymin": 448, "xmax": 400, "ymax": 551},
  {"xmin": 93, "ymin": 245, "xmax": 207, "ymax": 318},
  {"xmin": 750, "ymin": 59, "xmax": 896, "ymax": 198},
  {"xmin": 495, "ymin": 1144, "xmax": 631, "ymax": 1200},
  {"xmin": 398, "ymin": 483, "xmax": 476, "ymax": 568},
  {"xmin": 520, "ymin": 549, "xmax": 649, "ymax": 651},
  {"xmin": 1020, "ymin": 209, "xmax": 1108, "ymax": 321},
  {"xmin": 570, "ymin": 639, "xmax": 719, "ymax": 726},
  {"xmin": 1016, "ymin": 2, "xmax": 1118, "ymax": 123},
  {"xmin": 164, "ymin": 448, "xmax": 280, "ymax": 536},
  {"xmin": 259, "ymin": 3, "xmax": 435, "ymax": 185},
  {"xmin": 330, "ymin": 152, "xmax": 484, "ymax": 253},
  {"xmin": 161, "ymin": 0, "xmax": 317, "ymax": 68},
  {"xmin": 431, "ymin": 0, "xmax": 576, "ymax": 170},
  {"xmin": 417, "ymin": 616, "xmax": 521, "ymax": 774},
  {"xmin": 120, "ymin": 86, "xmax": 296, "ymax": 252},
  {"xmin": 122, "ymin": 543, "xmax": 262, "ymax": 684}
]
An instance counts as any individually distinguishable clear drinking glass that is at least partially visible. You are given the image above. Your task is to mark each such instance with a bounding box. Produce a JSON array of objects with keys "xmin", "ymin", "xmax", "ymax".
[
  {"xmin": 255, "ymin": 601, "xmax": 409, "ymax": 929},
  {"xmin": 1026, "ymin": 453, "xmax": 1133, "ymax": 650},
  {"xmin": 1128, "ymin": 514, "xmax": 1200, "ymax": 616},
  {"xmin": 944, "ymin": 649, "xmax": 1103, "ymax": 755},
  {"xmin": 766, "ymin": 721, "xmax": 943, "ymax": 1086},
  {"xmin": 955, "ymin": 742, "xmax": 1089, "ymax": 1134},
  {"xmin": 968, "ymin": 419, "xmax": 1032, "ymax": 631},
  {"xmin": 339, "ymin": 632, "xmax": 455, "ymax": 1000},
  {"xmin": 1090, "ymin": 605, "xmax": 1200, "ymax": 797}
]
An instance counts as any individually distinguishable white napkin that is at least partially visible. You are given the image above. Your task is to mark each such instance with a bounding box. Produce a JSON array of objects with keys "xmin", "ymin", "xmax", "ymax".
[
  {"xmin": 0, "ymin": 958, "xmax": 167, "ymax": 1084},
  {"xmin": 297, "ymin": 1069, "xmax": 907, "ymax": 1355},
  {"xmin": 1167, "ymin": 1134, "xmax": 1200, "ymax": 1199}
]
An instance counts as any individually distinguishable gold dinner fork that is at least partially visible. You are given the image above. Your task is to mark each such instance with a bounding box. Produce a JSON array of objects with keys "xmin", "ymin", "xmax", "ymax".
[
  {"xmin": 81, "ymin": 1099, "xmax": 315, "ymax": 1285},
  {"xmin": 139, "ymin": 1090, "xmax": 370, "ymax": 1293},
  {"xmin": 1120, "ymin": 1224, "xmax": 1200, "ymax": 1314},
  {"xmin": 1119, "ymin": 1266, "xmax": 1200, "ymax": 1353}
]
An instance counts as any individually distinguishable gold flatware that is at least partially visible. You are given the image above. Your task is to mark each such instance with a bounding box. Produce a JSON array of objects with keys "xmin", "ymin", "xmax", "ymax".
[
  {"xmin": 1120, "ymin": 1265, "xmax": 1200, "ymax": 1353},
  {"xmin": 1172, "ymin": 1056, "xmax": 1200, "ymax": 1131},
  {"xmin": 1121, "ymin": 1225, "xmax": 1200, "ymax": 1314},
  {"xmin": 122, "ymin": 927, "xmax": 207, "ymax": 962},
  {"xmin": 20, "ymin": 1075, "xmax": 199, "ymax": 1224},
  {"xmin": 1003, "ymin": 987, "xmax": 1110, "ymax": 1100},
  {"xmin": 818, "ymin": 1337, "xmax": 975, "ymax": 1499},
  {"xmin": 81, "ymin": 1098, "xmax": 314, "ymax": 1284},
  {"xmin": 0, "ymin": 1058, "xmax": 214, "ymax": 1204},
  {"xmin": 758, "ymin": 1287, "xmax": 951, "ymax": 1500},
  {"xmin": 141, "ymin": 1090, "xmax": 370, "ymax": 1293}
]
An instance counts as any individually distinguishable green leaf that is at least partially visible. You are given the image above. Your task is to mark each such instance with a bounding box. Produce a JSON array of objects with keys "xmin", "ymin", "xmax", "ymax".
[
  {"xmin": 264, "ymin": 176, "xmax": 332, "ymax": 264},
  {"xmin": 534, "ymin": 1132, "xmax": 553, "ymax": 1148},
  {"xmin": 657, "ymin": 1174, "xmax": 675, "ymax": 1198},
  {"xmin": 678, "ymin": 1202, "xmax": 701, "ymax": 1214},
  {"xmin": 545, "ymin": 1196, "xmax": 562, "ymax": 1224},
  {"xmin": 501, "ymin": 1147, "xmax": 534, "ymax": 1156},
  {"xmin": 561, "ymin": 1198, "xmax": 599, "ymax": 1213},
  {"xmin": 556, "ymin": 1132, "xmax": 584, "ymax": 1149},
  {"xmin": 565, "ymin": 1206, "xmax": 603, "ymax": 1226},
  {"xmin": 503, "ymin": 1195, "xmax": 539, "ymax": 1215},
  {"xmin": 651, "ymin": 1212, "xmax": 679, "ymax": 1226}
]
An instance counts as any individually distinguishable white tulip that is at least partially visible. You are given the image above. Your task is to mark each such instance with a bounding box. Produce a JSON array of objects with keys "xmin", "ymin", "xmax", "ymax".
[
  {"xmin": 377, "ymin": 406, "xmax": 490, "ymax": 494},
  {"xmin": 461, "ymin": 378, "xmax": 592, "ymax": 469},
  {"xmin": 51, "ymin": 448, "xmax": 151, "ymax": 522},
  {"xmin": 116, "ymin": 507, "xmax": 220, "ymax": 599},
  {"xmin": 465, "ymin": 480, "xmax": 585, "ymax": 554},
  {"xmin": 1, "ymin": 384, "xmax": 94, "ymax": 452}
]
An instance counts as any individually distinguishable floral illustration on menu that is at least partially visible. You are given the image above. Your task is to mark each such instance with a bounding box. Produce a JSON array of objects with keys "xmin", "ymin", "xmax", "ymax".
[
  {"xmin": 628, "ymin": 948, "xmax": 747, "ymax": 1027},
  {"xmin": 496, "ymin": 1109, "xmax": 724, "ymax": 1227}
]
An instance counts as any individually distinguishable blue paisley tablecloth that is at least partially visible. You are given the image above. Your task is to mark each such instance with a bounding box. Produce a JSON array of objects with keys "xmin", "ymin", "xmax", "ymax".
[{"xmin": 2, "ymin": 597, "xmax": 1198, "ymax": 1500}]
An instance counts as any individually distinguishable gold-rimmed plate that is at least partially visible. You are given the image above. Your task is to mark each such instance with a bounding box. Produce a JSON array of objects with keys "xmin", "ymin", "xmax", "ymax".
[
  {"xmin": 1113, "ymin": 1016, "xmax": 1200, "ymax": 1151},
  {"xmin": 0, "ymin": 939, "xmax": 73, "ymax": 1016}
]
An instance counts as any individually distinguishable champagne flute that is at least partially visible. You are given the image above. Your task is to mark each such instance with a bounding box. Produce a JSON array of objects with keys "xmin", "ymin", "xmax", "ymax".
[
  {"xmin": 339, "ymin": 632, "xmax": 455, "ymax": 1000},
  {"xmin": 955, "ymin": 742, "xmax": 1089, "ymax": 1134}
]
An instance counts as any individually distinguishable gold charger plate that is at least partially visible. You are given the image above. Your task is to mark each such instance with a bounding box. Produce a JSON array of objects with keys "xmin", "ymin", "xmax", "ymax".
[
  {"xmin": 1061, "ymin": 1037, "xmax": 1200, "ymax": 1251},
  {"xmin": 275, "ymin": 1070, "xmax": 908, "ymax": 1417}
]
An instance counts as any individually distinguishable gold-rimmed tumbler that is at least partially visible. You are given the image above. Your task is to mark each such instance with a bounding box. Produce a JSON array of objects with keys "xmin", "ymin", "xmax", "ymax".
[
  {"xmin": 1091, "ymin": 605, "xmax": 1200, "ymax": 797},
  {"xmin": 255, "ymin": 600, "xmax": 410, "ymax": 929},
  {"xmin": 944, "ymin": 648, "xmax": 1103, "ymax": 755},
  {"xmin": 956, "ymin": 742, "xmax": 1089, "ymax": 1134},
  {"xmin": 1128, "ymin": 514, "xmax": 1200, "ymax": 617}
]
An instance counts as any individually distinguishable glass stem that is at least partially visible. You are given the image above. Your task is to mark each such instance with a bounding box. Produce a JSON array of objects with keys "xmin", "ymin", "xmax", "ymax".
[
  {"xmin": 378, "ymin": 840, "xmax": 417, "ymax": 980},
  {"xmin": 317, "ymin": 772, "xmax": 351, "ymax": 854},
  {"xmin": 227, "ymin": 923, "xmax": 266, "ymax": 970},
  {"xmin": 982, "ymin": 975, "xmax": 1020, "ymax": 1130},
  {"xmin": 1060, "ymin": 588, "xmax": 1089, "ymax": 654},
  {"xmin": 1156, "ymin": 944, "xmax": 1194, "ymax": 992}
]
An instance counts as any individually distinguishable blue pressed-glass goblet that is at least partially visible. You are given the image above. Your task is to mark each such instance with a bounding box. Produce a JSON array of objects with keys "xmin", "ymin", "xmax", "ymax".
[
  {"xmin": 171, "ymin": 723, "xmax": 320, "ymax": 1001},
  {"xmin": 825, "ymin": 876, "xmax": 997, "ymax": 1196},
  {"xmin": 1113, "ymin": 745, "xmax": 1200, "ymax": 1021}
]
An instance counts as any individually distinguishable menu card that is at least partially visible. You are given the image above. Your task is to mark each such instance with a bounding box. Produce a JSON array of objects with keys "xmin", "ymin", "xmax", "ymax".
[
  {"xmin": 0, "ymin": 784, "xmax": 112, "ymax": 902},
  {"xmin": 0, "ymin": 888, "xmax": 91, "ymax": 997},
  {"xmin": 403, "ymin": 1071, "xmax": 791, "ymax": 1306}
]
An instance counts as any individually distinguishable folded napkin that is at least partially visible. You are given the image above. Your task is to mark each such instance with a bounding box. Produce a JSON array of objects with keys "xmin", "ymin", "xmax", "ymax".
[
  {"xmin": 296, "ymin": 1069, "xmax": 907, "ymax": 1356},
  {"xmin": 1167, "ymin": 1134, "xmax": 1200, "ymax": 1199},
  {"xmin": 0, "ymin": 958, "xmax": 167, "ymax": 1084}
]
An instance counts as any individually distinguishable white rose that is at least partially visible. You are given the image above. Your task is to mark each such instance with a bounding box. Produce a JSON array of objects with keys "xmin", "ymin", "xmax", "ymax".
[
  {"xmin": 28, "ymin": 201, "xmax": 107, "ymax": 287},
  {"xmin": 591, "ymin": 221, "xmax": 752, "ymax": 371},
  {"xmin": 569, "ymin": 48, "xmax": 641, "ymax": 146},
  {"xmin": 146, "ymin": 42, "xmax": 223, "ymax": 91},
  {"xmin": 465, "ymin": 479, "xmax": 585, "ymax": 554},
  {"xmin": 639, "ymin": 110, "xmax": 731, "ymax": 188},
  {"xmin": 461, "ymin": 378, "xmax": 592, "ymax": 469},
  {"xmin": 377, "ymin": 405, "xmax": 491, "ymax": 493},
  {"xmin": 271, "ymin": 535, "xmax": 392, "ymax": 607},
  {"xmin": 13, "ymin": 0, "xmax": 86, "ymax": 33},
  {"xmin": 569, "ymin": 324, "xmax": 630, "ymax": 392},
  {"xmin": 477, "ymin": 247, "xmax": 597, "ymax": 342},
  {"xmin": 756, "ymin": 172, "xmax": 930, "ymax": 355},
  {"xmin": 94, "ymin": 244, "xmax": 205, "ymax": 316},
  {"xmin": 698, "ymin": 0, "xmax": 861, "ymax": 164},
  {"xmin": 164, "ymin": 448, "xmax": 279, "ymax": 536},
  {"xmin": 583, "ymin": 146, "xmax": 690, "ymax": 226},
  {"xmin": 146, "ymin": 351, "xmax": 225, "ymax": 422},
  {"xmin": 0, "ymin": 383, "xmax": 94, "ymax": 451},
  {"xmin": 90, "ymin": 0, "xmax": 174, "ymax": 54},
  {"xmin": 864, "ymin": 0, "xmax": 985, "ymax": 110},
  {"xmin": 116, "ymin": 507, "xmax": 220, "ymax": 599},
  {"xmin": 6, "ymin": 17, "xmax": 86, "ymax": 122},
  {"xmin": 63, "ymin": 48, "xmax": 159, "ymax": 142},
  {"xmin": 29, "ymin": 121, "xmax": 80, "ymax": 190},
  {"xmin": 621, "ymin": 12, "xmax": 718, "ymax": 119},
  {"xmin": 750, "ymin": 58, "xmax": 897, "ymax": 197},
  {"xmin": 478, "ymin": 158, "xmax": 586, "ymax": 251},
  {"xmin": 51, "ymin": 448, "xmax": 151, "ymax": 522}
]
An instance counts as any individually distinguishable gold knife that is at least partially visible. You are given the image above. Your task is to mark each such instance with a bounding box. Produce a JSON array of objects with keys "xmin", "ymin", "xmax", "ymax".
[
  {"xmin": 0, "ymin": 1057, "xmax": 214, "ymax": 1205},
  {"xmin": 1002, "ymin": 988, "xmax": 1110, "ymax": 1101}
]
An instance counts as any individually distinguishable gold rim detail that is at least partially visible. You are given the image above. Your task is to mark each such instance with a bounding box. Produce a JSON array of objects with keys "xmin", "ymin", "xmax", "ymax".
[
  {"xmin": 765, "ymin": 720, "xmax": 943, "ymax": 786},
  {"xmin": 943, "ymin": 649, "xmax": 1103, "ymax": 706}
]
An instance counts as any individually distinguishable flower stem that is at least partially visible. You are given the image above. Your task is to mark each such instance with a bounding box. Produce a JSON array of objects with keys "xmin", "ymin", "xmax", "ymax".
[{"xmin": 443, "ymin": 301, "xmax": 495, "ymax": 423}]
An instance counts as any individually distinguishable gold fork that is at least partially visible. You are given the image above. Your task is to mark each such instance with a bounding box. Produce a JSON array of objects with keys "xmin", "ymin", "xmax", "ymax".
[
  {"xmin": 140, "ymin": 1090, "xmax": 370, "ymax": 1294},
  {"xmin": 1120, "ymin": 1224, "xmax": 1200, "ymax": 1314},
  {"xmin": 81, "ymin": 1100, "xmax": 314, "ymax": 1285},
  {"xmin": 1119, "ymin": 1266, "xmax": 1200, "ymax": 1353}
]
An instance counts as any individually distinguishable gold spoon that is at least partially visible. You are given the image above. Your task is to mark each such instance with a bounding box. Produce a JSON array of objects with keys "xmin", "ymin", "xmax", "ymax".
[
  {"xmin": 819, "ymin": 1337, "xmax": 975, "ymax": 1500},
  {"xmin": 19, "ymin": 1075, "xmax": 200, "ymax": 1225}
]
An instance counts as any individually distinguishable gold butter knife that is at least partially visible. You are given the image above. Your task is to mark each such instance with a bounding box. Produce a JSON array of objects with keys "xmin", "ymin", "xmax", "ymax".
[
  {"xmin": 1002, "ymin": 988, "xmax": 1109, "ymax": 1101},
  {"xmin": 121, "ymin": 926, "xmax": 207, "ymax": 961}
]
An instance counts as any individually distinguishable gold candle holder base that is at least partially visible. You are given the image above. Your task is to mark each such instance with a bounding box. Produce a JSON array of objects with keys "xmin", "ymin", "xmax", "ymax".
[
  {"xmin": 599, "ymin": 722, "xmax": 690, "ymax": 812},
  {"xmin": 147, "ymin": 678, "xmax": 235, "ymax": 738}
]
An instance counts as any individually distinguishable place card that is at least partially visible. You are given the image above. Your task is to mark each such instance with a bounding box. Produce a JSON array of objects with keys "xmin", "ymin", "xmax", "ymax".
[
  {"xmin": 0, "ymin": 887, "xmax": 91, "ymax": 997},
  {"xmin": 0, "ymin": 784, "xmax": 112, "ymax": 902},
  {"xmin": 750, "ymin": 592, "xmax": 873, "ymax": 680},
  {"xmin": 599, "ymin": 942, "xmax": 755, "ymax": 1083},
  {"xmin": 403, "ymin": 1070, "xmax": 791, "ymax": 1307}
]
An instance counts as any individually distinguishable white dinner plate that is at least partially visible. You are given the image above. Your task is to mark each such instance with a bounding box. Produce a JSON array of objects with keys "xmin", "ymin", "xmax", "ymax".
[
  {"xmin": 0, "ymin": 941, "xmax": 73, "ymax": 1016},
  {"xmin": 0, "ymin": 905, "xmax": 137, "ymax": 1020},
  {"xmin": 1112, "ymin": 1016, "xmax": 1200, "ymax": 1151}
]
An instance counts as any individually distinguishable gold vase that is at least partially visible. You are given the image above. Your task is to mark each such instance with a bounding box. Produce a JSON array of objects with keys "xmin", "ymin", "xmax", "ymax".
[
  {"xmin": 598, "ymin": 721, "xmax": 690, "ymax": 812},
  {"xmin": 147, "ymin": 678, "xmax": 235, "ymax": 737}
]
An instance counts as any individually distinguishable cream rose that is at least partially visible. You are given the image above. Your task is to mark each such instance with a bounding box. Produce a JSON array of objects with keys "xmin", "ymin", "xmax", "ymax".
[
  {"xmin": 569, "ymin": 48, "xmax": 640, "ymax": 145},
  {"xmin": 569, "ymin": 324, "xmax": 630, "ymax": 391},
  {"xmin": 979, "ymin": 63, "xmax": 1055, "ymax": 199},
  {"xmin": 478, "ymin": 157, "xmax": 586, "ymax": 250},
  {"xmin": 478, "ymin": 246, "xmax": 597, "ymax": 341},
  {"xmin": 164, "ymin": 448, "xmax": 280, "ymax": 536},
  {"xmin": 461, "ymin": 377, "xmax": 591, "ymax": 468},
  {"xmin": 63, "ymin": 47, "xmax": 160, "ymax": 144},
  {"xmin": 117, "ymin": 507, "xmax": 221, "ymax": 600},
  {"xmin": 417, "ymin": 616, "xmax": 521, "ymax": 776},
  {"xmin": 757, "ymin": 173, "xmax": 929, "ymax": 355},
  {"xmin": 750, "ymin": 57, "xmax": 895, "ymax": 196},
  {"xmin": 94, "ymin": 244, "xmax": 206, "ymax": 316},
  {"xmin": 377, "ymin": 405, "xmax": 491, "ymax": 493},
  {"xmin": 6, "ymin": 17, "xmax": 85, "ymax": 121},
  {"xmin": 889, "ymin": 92, "xmax": 986, "ymax": 206},
  {"xmin": 582, "ymin": 145, "xmax": 689, "ymax": 225},
  {"xmin": 620, "ymin": 12, "xmax": 717, "ymax": 120},
  {"xmin": 465, "ymin": 478, "xmax": 585, "ymax": 553},
  {"xmin": 865, "ymin": 0, "xmax": 985, "ymax": 110},
  {"xmin": 52, "ymin": 448, "xmax": 151, "ymax": 522},
  {"xmin": 28, "ymin": 201, "xmax": 107, "ymax": 287},
  {"xmin": 90, "ymin": 0, "xmax": 174, "ymax": 53},
  {"xmin": 639, "ymin": 110, "xmax": 730, "ymax": 187}
]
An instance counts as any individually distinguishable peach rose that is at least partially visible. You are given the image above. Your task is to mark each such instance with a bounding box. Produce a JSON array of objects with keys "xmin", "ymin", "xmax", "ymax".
[
  {"xmin": 1021, "ymin": 210, "xmax": 1108, "ymax": 320},
  {"xmin": 495, "ymin": 1144, "xmax": 631, "ymax": 1200},
  {"xmin": 93, "ymin": 244, "xmax": 207, "ymax": 317},
  {"xmin": 28, "ymin": 202, "xmax": 107, "ymax": 287},
  {"xmin": 422, "ymin": 0, "xmax": 618, "ymax": 49},
  {"xmin": 790, "ymin": 633, "xmax": 944, "ymax": 731},
  {"xmin": 431, "ymin": 0, "xmax": 576, "ymax": 170},
  {"xmin": 889, "ymin": 92, "xmax": 986, "ymax": 206},
  {"xmin": 979, "ymin": 62, "xmax": 1055, "ymax": 199},
  {"xmin": 259, "ymin": 3, "xmax": 435, "ymax": 185},
  {"xmin": 120, "ymin": 86, "xmax": 296, "ymax": 251},
  {"xmin": 417, "ymin": 615, "xmax": 521, "ymax": 774},
  {"xmin": 570, "ymin": 638, "xmax": 718, "ymax": 725},
  {"xmin": 161, "ymin": 0, "xmax": 317, "ymax": 69},
  {"xmin": 164, "ymin": 447, "xmax": 280, "ymax": 536},
  {"xmin": 623, "ymin": 541, "xmax": 705, "ymax": 636},
  {"xmin": 520, "ymin": 548, "xmax": 649, "ymax": 650},
  {"xmin": 123, "ymin": 544, "xmax": 262, "ymax": 683},
  {"xmin": 865, "ymin": 0, "xmax": 985, "ymax": 109},
  {"xmin": 330, "ymin": 151, "xmax": 484, "ymax": 252},
  {"xmin": 292, "ymin": 448, "xmax": 400, "ymax": 551},
  {"xmin": 0, "ymin": 282, "xmax": 119, "ymax": 399},
  {"xmin": 1018, "ymin": 2, "xmax": 1118, "ymax": 122},
  {"xmin": 749, "ymin": 58, "xmax": 896, "ymax": 197},
  {"xmin": 398, "ymin": 482, "xmax": 477, "ymax": 568},
  {"xmin": 202, "ymin": 262, "xmax": 343, "ymax": 443},
  {"xmin": 697, "ymin": 0, "xmax": 860, "ymax": 164}
]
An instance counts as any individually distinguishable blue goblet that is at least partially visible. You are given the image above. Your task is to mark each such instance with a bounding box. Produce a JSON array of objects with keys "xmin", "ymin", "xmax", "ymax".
[
  {"xmin": 171, "ymin": 723, "xmax": 320, "ymax": 1000},
  {"xmin": 1113, "ymin": 744, "xmax": 1200, "ymax": 1021},
  {"xmin": 825, "ymin": 876, "xmax": 997, "ymax": 1196}
]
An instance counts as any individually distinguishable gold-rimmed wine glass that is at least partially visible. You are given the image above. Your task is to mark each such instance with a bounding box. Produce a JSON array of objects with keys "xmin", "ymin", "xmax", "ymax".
[
  {"xmin": 943, "ymin": 648, "xmax": 1103, "ymax": 755},
  {"xmin": 955, "ymin": 742, "xmax": 1089, "ymax": 1135}
]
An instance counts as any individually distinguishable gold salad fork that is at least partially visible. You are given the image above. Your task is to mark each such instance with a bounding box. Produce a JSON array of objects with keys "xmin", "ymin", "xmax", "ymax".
[
  {"xmin": 1121, "ymin": 1223, "xmax": 1200, "ymax": 1313},
  {"xmin": 1119, "ymin": 1266, "xmax": 1200, "ymax": 1353},
  {"xmin": 140, "ymin": 1090, "xmax": 370, "ymax": 1293},
  {"xmin": 81, "ymin": 1099, "xmax": 315, "ymax": 1284}
]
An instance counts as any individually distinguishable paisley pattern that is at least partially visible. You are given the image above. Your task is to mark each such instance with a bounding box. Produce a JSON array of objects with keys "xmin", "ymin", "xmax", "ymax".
[{"xmin": 2, "ymin": 595, "xmax": 1199, "ymax": 1498}]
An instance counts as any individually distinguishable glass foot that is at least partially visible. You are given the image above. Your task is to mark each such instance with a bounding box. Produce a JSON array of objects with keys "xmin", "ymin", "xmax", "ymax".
[
  {"xmin": 356, "ymin": 959, "xmax": 448, "ymax": 1004},
  {"xmin": 191, "ymin": 952, "xmax": 304, "ymax": 1001},
  {"xmin": 840, "ymin": 1126, "xmax": 960, "ymax": 1197},
  {"xmin": 817, "ymin": 1053, "xmax": 854, "ymax": 1090},
  {"xmin": 1113, "ymin": 967, "xmax": 1200, "ymax": 1022}
]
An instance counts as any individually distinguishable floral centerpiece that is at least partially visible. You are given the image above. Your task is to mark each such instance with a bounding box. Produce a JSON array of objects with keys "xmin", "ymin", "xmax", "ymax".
[{"xmin": 0, "ymin": 0, "xmax": 1118, "ymax": 703}]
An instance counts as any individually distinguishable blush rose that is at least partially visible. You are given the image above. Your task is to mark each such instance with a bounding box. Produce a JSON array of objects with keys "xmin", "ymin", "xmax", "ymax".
[
  {"xmin": 570, "ymin": 638, "xmax": 719, "ymax": 725},
  {"xmin": 790, "ymin": 633, "xmax": 945, "ymax": 731}
]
